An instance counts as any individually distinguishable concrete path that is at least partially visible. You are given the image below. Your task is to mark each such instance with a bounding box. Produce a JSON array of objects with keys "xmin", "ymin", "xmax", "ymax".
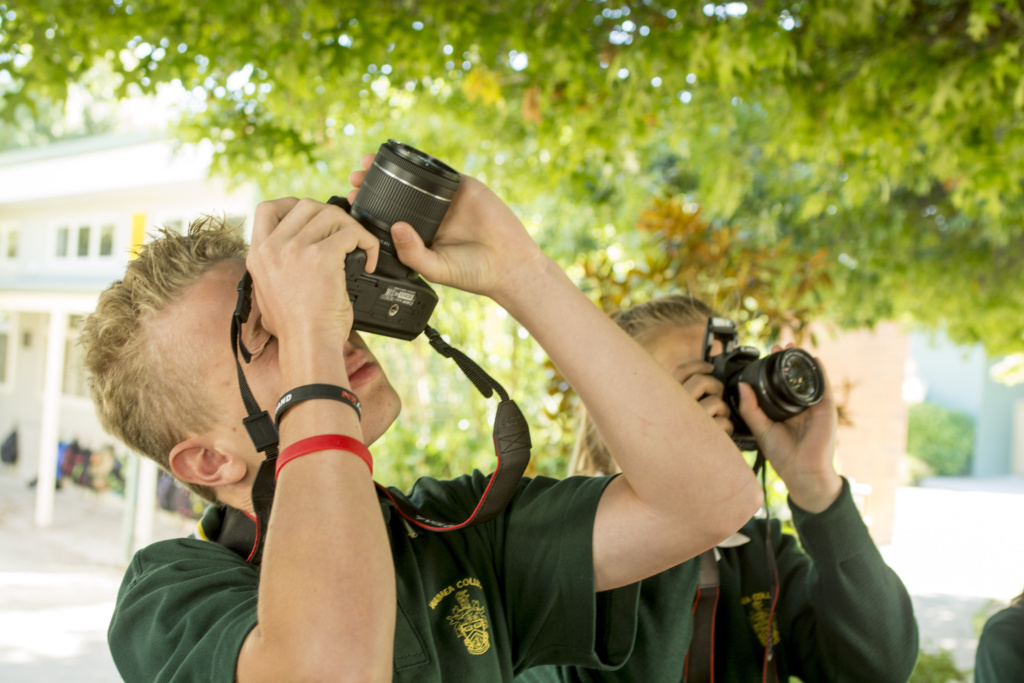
[
  {"xmin": 881, "ymin": 476, "xmax": 1024, "ymax": 674},
  {"xmin": 2, "ymin": 470, "xmax": 1022, "ymax": 681},
  {"xmin": 0, "ymin": 470, "xmax": 190, "ymax": 683}
]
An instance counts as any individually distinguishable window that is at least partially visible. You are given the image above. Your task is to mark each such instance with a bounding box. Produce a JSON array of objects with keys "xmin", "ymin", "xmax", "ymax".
[
  {"xmin": 62, "ymin": 315, "xmax": 88, "ymax": 398},
  {"xmin": 99, "ymin": 224, "xmax": 115, "ymax": 257},
  {"xmin": 76, "ymin": 226, "xmax": 91, "ymax": 257},
  {"xmin": 56, "ymin": 227, "xmax": 69, "ymax": 257},
  {"xmin": 56, "ymin": 222, "xmax": 118, "ymax": 260},
  {"xmin": 5, "ymin": 231, "xmax": 18, "ymax": 259}
]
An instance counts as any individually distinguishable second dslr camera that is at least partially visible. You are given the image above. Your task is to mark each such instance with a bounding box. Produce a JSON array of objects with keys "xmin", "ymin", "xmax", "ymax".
[{"xmin": 702, "ymin": 317, "xmax": 825, "ymax": 451}]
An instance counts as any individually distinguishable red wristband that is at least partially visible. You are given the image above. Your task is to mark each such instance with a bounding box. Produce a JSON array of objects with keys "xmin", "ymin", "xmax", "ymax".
[{"xmin": 275, "ymin": 434, "xmax": 373, "ymax": 479}]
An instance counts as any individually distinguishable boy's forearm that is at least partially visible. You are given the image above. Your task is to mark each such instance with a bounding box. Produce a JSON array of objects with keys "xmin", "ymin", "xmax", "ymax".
[
  {"xmin": 236, "ymin": 362, "xmax": 395, "ymax": 681},
  {"xmin": 496, "ymin": 258, "xmax": 761, "ymax": 550}
]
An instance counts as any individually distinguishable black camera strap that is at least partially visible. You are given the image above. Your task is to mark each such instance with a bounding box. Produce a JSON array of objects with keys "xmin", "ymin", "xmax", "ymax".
[
  {"xmin": 375, "ymin": 326, "xmax": 532, "ymax": 533},
  {"xmin": 684, "ymin": 449, "xmax": 780, "ymax": 683},
  {"xmin": 756, "ymin": 451, "xmax": 781, "ymax": 682},
  {"xmin": 222, "ymin": 272, "xmax": 532, "ymax": 565}
]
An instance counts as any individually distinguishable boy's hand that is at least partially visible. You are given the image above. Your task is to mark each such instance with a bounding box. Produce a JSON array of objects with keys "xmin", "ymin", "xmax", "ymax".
[
  {"xmin": 247, "ymin": 197, "xmax": 380, "ymax": 352},
  {"xmin": 736, "ymin": 348, "xmax": 842, "ymax": 513},
  {"xmin": 348, "ymin": 154, "xmax": 547, "ymax": 305}
]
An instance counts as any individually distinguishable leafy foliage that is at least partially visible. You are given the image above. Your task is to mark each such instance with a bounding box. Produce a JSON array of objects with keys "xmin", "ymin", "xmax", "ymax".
[
  {"xmin": 4, "ymin": 0, "xmax": 1021, "ymax": 355},
  {"xmin": 541, "ymin": 194, "xmax": 838, "ymax": 436},
  {"xmin": 5, "ymin": 1, "xmax": 1024, "ymax": 210},
  {"xmin": 3, "ymin": 1, "xmax": 1023, "ymax": 483},
  {"xmin": 992, "ymin": 354, "xmax": 1024, "ymax": 386},
  {"xmin": 906, "ymin": 401, "xmax": 976, "ymax": 477},
  {"xmin": 908, "ymin": 647, "xmax": 971, "ymax": 683}
]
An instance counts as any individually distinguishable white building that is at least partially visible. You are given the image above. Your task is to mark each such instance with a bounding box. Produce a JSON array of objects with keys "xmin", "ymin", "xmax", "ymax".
[{"xmin": 0, "ymin": 132, "xmax": 257, "ymax": 536}]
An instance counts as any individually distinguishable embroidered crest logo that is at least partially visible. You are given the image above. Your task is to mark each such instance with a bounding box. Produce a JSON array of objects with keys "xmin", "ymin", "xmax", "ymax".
[
  {"xmin": 741, "ymin": 591, "xmax": 781, "ymax": 647},
  {"xmin": 446, "ymin": 589, "xmax": 490, "ymax": 655}
]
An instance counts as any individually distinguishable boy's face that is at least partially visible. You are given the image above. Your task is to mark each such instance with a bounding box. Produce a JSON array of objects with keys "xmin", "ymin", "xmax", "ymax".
[{"xmin": 154, "ymin": 260, "xmax": 402, "ymax": 478}]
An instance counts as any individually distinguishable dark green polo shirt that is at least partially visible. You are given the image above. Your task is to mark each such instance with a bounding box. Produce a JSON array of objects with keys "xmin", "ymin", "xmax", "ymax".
[
  {"xmin": 517, "ymin": 478, "xmax": 919, "ymax": 682},
  {"xmin": 975, "ymin": 602, "xmax": 1024, "ymax": 683},
  {"xmin": 108, "ymin": 472, "xmax": 641, "ymax": 682}
]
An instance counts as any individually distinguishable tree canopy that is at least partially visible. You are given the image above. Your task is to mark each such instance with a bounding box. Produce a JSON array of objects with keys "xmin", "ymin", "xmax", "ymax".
[
  {"xmin": 4, "ymin": 0, "xmax": 1020, "ymax": 350},
  {"xmin": 3, "ymin": 0, "xmax": 1023, "ymax": 482}
]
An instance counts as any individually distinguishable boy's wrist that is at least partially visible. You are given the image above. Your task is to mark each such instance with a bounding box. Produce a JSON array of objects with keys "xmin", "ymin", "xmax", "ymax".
[
  {"xmin": 490, "ymin": 252, "xmax": 563, "ymax": 315},
  {"xmin": 279, "ymin": 338, "xmax": 351, "ymax": 387}
]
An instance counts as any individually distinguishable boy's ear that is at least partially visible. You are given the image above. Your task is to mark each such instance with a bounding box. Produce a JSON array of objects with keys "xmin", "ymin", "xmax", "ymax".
[{"xmin": 168, "ymin": 438, "xmax": 247, "ymax": 490}]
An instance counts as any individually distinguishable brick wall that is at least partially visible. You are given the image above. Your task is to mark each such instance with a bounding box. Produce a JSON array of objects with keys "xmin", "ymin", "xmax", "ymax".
[{"xmin": 803, "ymin": 322, "xmax": 909, "ymax": 545}]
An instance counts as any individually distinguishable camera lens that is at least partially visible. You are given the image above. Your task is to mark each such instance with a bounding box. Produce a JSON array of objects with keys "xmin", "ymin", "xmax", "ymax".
[
  {"xmin": 349, "ymin": 140, "xmax": 461, "ymax": 251},
  {"xmin": 778, "ymin": 350, "xmax": 820, "ymax": 402},
  {"xmin": 768, "ymin": 348, "xmax": 824, "ymax": 409},
  {"xmin": 737, "ymin": 346, "xmax": 824, "ymax": 423}
]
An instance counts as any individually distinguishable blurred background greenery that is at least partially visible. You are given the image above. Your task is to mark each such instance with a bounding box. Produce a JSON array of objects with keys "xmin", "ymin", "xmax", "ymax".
[{"xmin": 2, "ymin": 0, "xmax": 1022, "ymax": 492}]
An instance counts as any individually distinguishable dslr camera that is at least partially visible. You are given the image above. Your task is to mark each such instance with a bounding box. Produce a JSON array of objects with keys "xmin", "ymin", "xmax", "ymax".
[
  {"xmin": 702, "ymin": 317, "xmax": 825, "ymax": 450},
  {"xmin": 329, "ymin": 139, "xmax": 461, "ymax": 340}
]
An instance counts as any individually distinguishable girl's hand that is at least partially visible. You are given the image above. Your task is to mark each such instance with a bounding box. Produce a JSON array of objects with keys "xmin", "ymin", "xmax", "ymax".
[{"xmin": 736, "ymin": 348, "xmax": 843, "ymax": 513}]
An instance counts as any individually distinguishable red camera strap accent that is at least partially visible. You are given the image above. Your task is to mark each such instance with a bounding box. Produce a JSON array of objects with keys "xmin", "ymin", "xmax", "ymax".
[
  {"xmin": 375, "ymin": 400, "xmax": 531, "ymax": 532},
  {"xmin": 217, "ymin": 403, "xmax": 530, "ymax": 564},
  {"xmin": 224, "ymin": 273, "xmax": 533, "ymax": 563}
]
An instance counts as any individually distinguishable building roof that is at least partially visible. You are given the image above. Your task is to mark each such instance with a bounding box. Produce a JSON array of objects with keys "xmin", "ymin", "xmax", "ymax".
[
  {"xmin": 0, "ymin": 134, "xmax": 215, "ymax": 204},
  {"xmin": 0, "ymin": 132, "xmax": 161, "ymax": 168}
]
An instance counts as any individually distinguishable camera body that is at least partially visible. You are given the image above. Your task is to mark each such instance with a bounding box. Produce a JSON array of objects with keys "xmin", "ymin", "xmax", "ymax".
[
  {"xmin": 329, "ymin": 140, "xmax": 461, "ymax": 341},
  {"xmin": 338, "ymin": 247, "xmax": 439, "ymax": 341},
  {"xmin": 702, "ymin": 317, "xmax": 825, "ymax": 450}
]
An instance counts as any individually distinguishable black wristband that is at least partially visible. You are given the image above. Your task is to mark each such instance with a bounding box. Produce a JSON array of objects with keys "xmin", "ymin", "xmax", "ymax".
[{"xmin": 275, "ymin": 384, "xmax": 362, "ymax": 425}]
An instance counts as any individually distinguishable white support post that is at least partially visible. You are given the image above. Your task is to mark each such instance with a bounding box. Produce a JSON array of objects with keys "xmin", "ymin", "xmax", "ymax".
[
  {"xmin": 120, "ymin": 452, "xmax": 140, "ymax": 562},
  {"xmin": 134, "ymin": 457, "xmax": 159, "ymax": 550},
  {"xmin": 35, "ymin": 309, "xmax": 68, "ymax": 527}
]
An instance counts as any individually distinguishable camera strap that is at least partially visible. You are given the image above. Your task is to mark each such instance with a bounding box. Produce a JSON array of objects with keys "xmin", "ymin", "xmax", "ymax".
[
  {"xmin": 755, "ymin": 450, "xmax": 780, "ymax": 683},
  {"xmin": 683, "ymin": 451, "xmax": 780, "ymax": 683},
  {"xmin": 375, "ymin": 326, "xmax": 532, "ymax": 533},
  {"xmin": 223, "ymin": 272, "xmax": 532, "ymax": 565}
]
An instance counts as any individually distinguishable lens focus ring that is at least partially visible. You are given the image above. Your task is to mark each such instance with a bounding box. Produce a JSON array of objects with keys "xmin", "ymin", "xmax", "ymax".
[
  {"xmin": 356, "ymin": 171, "xmax": 451, "ymax": 237},
  {"xmin": 350, "ymin": 140, "xmax": 460, "ymax": 247}
]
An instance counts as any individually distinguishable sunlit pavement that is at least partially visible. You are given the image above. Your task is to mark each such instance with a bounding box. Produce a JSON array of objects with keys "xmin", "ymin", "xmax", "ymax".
[
  {"xmin": 2, "ymin": 470, "xmax": 1023, "ymax": 681},
  {"xmin": 880, "ymin": 476, "xmax": 1024, "ymax": 672},
  {"xmin": 0, "ymin": 471, "xmax": 190, "ymax": 683}
]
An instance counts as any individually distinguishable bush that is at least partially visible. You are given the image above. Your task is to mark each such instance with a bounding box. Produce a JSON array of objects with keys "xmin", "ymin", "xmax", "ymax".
[
  {"xmin": 909, "ymin": 648, "xmax": 971, "ymax": 682},
  {"xmin": 906, "ymin": 402, "xmax": 975, "ymax": 477}
]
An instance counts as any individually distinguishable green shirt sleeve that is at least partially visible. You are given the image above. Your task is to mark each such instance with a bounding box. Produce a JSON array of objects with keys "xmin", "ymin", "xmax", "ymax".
[
  {"xmin": 780, "ymin": 477, "xmax": 919, "ymax": 682},
  {"xmin": 500, "ymin": 474, "xmax": 642, "ymax": 671},
  {"xmin": 108, "ymin": 538, "xmax": 260, "ymax": 683},
  {"xmin": 975, "ymin": 602, "xmax": 1024, "ymax": 683},
  {"xmin": 516, "ymin": 478, "xmax": 920, "ymax": 683},
  {"xmin": 401, "ymin": 472, "xmax": 642, "ymax": 674}
]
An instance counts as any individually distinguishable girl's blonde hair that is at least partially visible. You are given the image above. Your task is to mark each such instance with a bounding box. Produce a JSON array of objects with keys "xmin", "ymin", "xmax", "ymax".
[{"xmin": 567, "ymin": 295, "xmax": 717, "ymax": 477}]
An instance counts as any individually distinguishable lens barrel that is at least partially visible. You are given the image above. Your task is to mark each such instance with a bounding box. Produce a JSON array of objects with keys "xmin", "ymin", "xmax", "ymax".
[
  {"xmin": 773, "ymin": 349, "xmax": 821, "ymax": 403},
  {"xmin": 350, "ymin": 140, "xmax": 461, "ymax": 251},
  {"xmin": 739, "ymin": 347, "xmax": 824, "ymax": 422}
]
